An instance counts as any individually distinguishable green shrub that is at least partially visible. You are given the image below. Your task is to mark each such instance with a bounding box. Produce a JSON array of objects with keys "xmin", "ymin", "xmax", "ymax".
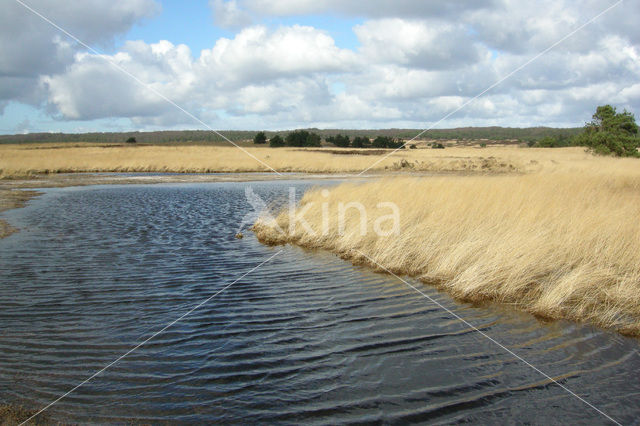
[
  {"xmin": 269, "ymin": 135, "xmax": 285, "ymax": 147},
  {"xmin": 253, "ymin": 131, "xmax": 267, "ymax": 144},
  {"xmin": 326, "ymin": 134, "xmax": 350, "ymax": 147},
  {"xmin": 372, "ymin": 136, "xmax": 404, "ymax": 149},
  {"xmin": 352, "ymin": 136, "xmax": 370, "ymax": 148},
  {"xmin": 285, "ymin": 130, "xmax": 321, "ymax": 147}
]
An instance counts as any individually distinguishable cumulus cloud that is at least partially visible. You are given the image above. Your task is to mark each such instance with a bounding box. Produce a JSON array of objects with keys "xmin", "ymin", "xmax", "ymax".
[
  {"xmin": 42, "ymin": 26, "xmax": 356, "ymax": 123},
  {"xmin": 243, "ymin": 0, "xmax": 497, "ymax": 19},
  {"xmin": 197, "ymin": 25, "xmax": 356, "ymax": 86},
  {"xmin": 355, "ymin": 19, "xmax": 485, "ymax": 70},
  {"xmin": 0, "ymin": 0, "xmax": 159, "ymax": 106},
  {"xmin": 210, "ymin": 0, "xmax": 252, "ymax": 29},
  {"xmin": 4, "ymin": 0, "xmax": 640, "ymax": 130},
  {"xmin": 42, "ymin": 40, "xmax": 194, "ymax": 120},
  {"xmin": 470, "ymin": 0, "xmax": 640, "ymax": 54}
]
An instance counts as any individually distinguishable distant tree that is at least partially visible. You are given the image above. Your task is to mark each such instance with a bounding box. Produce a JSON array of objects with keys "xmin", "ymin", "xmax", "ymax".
[
  {"xmin": 306, "ymin": 132, "xmax": 322, "ymax": 147},
  {"xmin": 352, "ymin": 136, "xmax": 369, "ymax": 148},
  {"xmin": 409, "ymin": 144, "xmax": 417, "ymax": 149},
  {"xmin": 285, "ymin": 130, "xmax": 321, "ymax": 147},
  {"xmin": 372, "ymin": 136, "xmax": 391, "ymax": 148},
  {"xmin": 574, "ymin": 105, "xmax": 639, "ymax": 157},
  {"xmin": 589, "ymin": 105, "xmax": 638, "ymax": 134},
  {"xmin": 125, "ymin": 136, "xmax": 136, "ymax": 144},
  {"xmin": 432, "ymin": 143, "xmax": 445, "ymax": 149},
  {"xmin": 253, "ymin": 131, "xmax": 267, "ymax": 144},
  {"xmin": 390, "ymin": 139, "xmax": 406, "ymax": 149},
  {"xmin": 535, "ymin": 135, "xmax": 571, "ymax": 148},
  {"xmin": 373, "ymin": 136, "xmax": 404, "ymax": 149},
  {"xmin": 269, "ymin": 135, "xmax": 285, "ymax": 147},
  {"xmin": 285, "ymin": 131, "xmax": 306, "ymax": 147},
  {"xmin": 327, "ymin": 134, "xmax": 350, "ymax": 147}
]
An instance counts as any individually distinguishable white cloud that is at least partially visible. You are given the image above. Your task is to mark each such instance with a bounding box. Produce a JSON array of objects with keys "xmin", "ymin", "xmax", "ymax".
[
  {"xmin": 210, "ymin": 0, "xmax": 252, "ymax": 29},
  {"xmin": 4, "ymin": 0, "xmax": 640, "ymax": 130},
  {"xmin": 42, "ymin": 40, "xmax": 194, "ymax": 120},
  {"xmin": 355, "ymin": 19, "xmax": 485, "ymax": 70},
  {"xmin": 197, "ymin": 25, "xmax": 357, "ymax": 86},
  {"xmin": 242, "ymin": 0, "xmax": 497, "ymax": 19},
  {"xmin": 42, "ymin": 26, "xmax": 355, "ymax": 123},
  {"xmin": 0, "ymin": 0, "xmax": 159, "ymax": 105}
]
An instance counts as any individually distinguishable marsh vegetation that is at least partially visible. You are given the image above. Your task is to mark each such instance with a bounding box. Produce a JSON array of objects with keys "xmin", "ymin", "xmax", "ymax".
[{"xmin": 254, "ymin": 157, "xmax": 640, "ymax": 335}]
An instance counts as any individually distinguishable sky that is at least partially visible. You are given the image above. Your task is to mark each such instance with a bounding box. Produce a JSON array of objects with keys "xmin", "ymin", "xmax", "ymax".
[{"xmin": 0, "ymin": 0, "xmax": 639, "ymax": 134}]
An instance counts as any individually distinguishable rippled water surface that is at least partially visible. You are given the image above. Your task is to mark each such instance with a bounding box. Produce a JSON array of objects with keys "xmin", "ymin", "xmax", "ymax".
[{"xmin": 1, "ymin": 181, "xmax": 639, "ymax": 424}]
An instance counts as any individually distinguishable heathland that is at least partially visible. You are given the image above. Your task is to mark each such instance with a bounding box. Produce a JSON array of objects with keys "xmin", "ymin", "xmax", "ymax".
[
  {"xmin": 0, "ymin": 142, "xmax": 602, "ymax": 177},
  {"xmin": 1, "ymin": 120, "xmax": 639, "ymax": 336},
  {"xmin": 254, "ymin": 154, "xmax": 640, "ymax": 336}
]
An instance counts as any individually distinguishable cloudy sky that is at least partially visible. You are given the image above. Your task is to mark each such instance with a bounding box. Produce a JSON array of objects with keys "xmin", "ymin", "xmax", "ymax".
[{"xmin": 0, "ymin": 0, "xmax": 639, "ymax": 134}]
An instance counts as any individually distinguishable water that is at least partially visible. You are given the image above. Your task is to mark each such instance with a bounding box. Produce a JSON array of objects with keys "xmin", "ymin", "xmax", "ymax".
[{"xmin": 0, "ymin": 181, "xmax": 639, "ymax": 424}]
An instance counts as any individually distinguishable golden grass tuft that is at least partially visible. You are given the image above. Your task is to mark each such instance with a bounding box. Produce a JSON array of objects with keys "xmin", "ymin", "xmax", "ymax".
[
  {"xmin": 0, "ymin": 143, "xmax": 624, "ymax": 177},
  {"xmin": 254, "ymin": 167, "xmax": 640, "ymax": 335}
]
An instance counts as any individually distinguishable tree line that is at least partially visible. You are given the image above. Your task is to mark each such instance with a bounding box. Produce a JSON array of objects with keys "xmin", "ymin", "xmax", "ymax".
[
  {"xmin": 1, "ymin": 127, "xmax": 585, "ymax": 145},
  {"xmin": 254, "ymin": 130, "xmax": 407, "ymax": 149},
  {"xmin": 529, "ymin": 105, "xmax": 639, "ymax": 157},
  {"xmin": 254, "ymin": 105, "xmax": 639, "ymax": 157}
]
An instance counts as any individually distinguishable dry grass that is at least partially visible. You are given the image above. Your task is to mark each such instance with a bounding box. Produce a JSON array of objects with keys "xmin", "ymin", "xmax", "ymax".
[
  {"xmin": 0, "ymin": 143, "xmax": 610, "ymax": 177},
  {"xmin": 254, "ymin": 162, "xmax": 640, "ymax": 336},
  {"xmin": 5, "ymin": 141, "xmax": 640, "ymax": 334}
]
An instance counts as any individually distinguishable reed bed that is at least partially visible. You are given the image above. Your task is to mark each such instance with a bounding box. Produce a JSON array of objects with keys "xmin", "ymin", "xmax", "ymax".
[
  {"xmin": 0, "ymin": 144, "xmax": 608, "ymax": 177},
  {"xmin": 254, "ymin": 166, "xmax": 640, "ymax": 335}
]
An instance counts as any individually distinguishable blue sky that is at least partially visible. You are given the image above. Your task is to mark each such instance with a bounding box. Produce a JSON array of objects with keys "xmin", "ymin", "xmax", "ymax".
[
  {"xmin": 125, "ymin": 1, "xmax": 234, "ymax": 54},
  {"xmin": 1, "ymin": 0, "xmax": 638, "ymax": 134},
  {"xmin": 124, "ymin": 1, "xmax": 363, "ymax": 54}
]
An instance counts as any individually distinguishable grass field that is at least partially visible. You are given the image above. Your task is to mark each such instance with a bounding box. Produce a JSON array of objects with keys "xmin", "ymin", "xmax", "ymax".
[
  {"xmin": 0, "ymin": 142, "xmax": 622, "ymax": 177},
  {"xmin": 4, "ymin": 141, "xmax": 640, "ymax": 335},
  {"xmin": 254, "ymin": 156, "xmax": 640, "ymax": 336}
]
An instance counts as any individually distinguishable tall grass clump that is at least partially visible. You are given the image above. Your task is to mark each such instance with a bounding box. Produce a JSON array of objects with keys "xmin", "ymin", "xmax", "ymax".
[{"xmin": 254, "ymin": 171, "xmax": 640, "ymax": 335}]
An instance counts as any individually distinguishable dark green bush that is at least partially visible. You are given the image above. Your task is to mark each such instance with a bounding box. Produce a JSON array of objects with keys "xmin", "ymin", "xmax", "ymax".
[
  {"xmin": 352, "ymin": 136, "xmax": 370, "ymax": 148},
  {"xmin": 326, "ymin": 134, "xmax": 350, "ymax": 147},
  {"xmin": 253, "ymin": 131, "xmax": 267, "ymax": 144},
  {"xmin": 535, "ymin": 136, "xmax": 571, "ymax": 148},
  {"xmin": 285, "ymin": 130, "xmax": 321, "ymax": 147},
  {"xmin": 269, "ymin": 135, "xmax": 285, "ymax": 147},
  {"xmin": 372, "ymin": 136, "xmax": 404, "ymax": 149}
]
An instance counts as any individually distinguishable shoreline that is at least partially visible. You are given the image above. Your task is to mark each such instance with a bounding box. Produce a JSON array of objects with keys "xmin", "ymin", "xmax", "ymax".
[
  {"xmin": 0, "ymin": 170, "xmax": 407, "ymax": 239},
  {"xmin": 0, "ymin": 189, "xmax": 41, "ymax": 239},
  {"xmin": 253, "ymin": 173, "xmax": 640, "ymax": 337}
]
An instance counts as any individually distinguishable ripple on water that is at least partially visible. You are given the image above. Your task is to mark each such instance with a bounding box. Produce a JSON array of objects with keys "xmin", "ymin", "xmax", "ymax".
[{"xmin": 0, "ymin": 181, "xmax": 638, "ymax": 424}]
